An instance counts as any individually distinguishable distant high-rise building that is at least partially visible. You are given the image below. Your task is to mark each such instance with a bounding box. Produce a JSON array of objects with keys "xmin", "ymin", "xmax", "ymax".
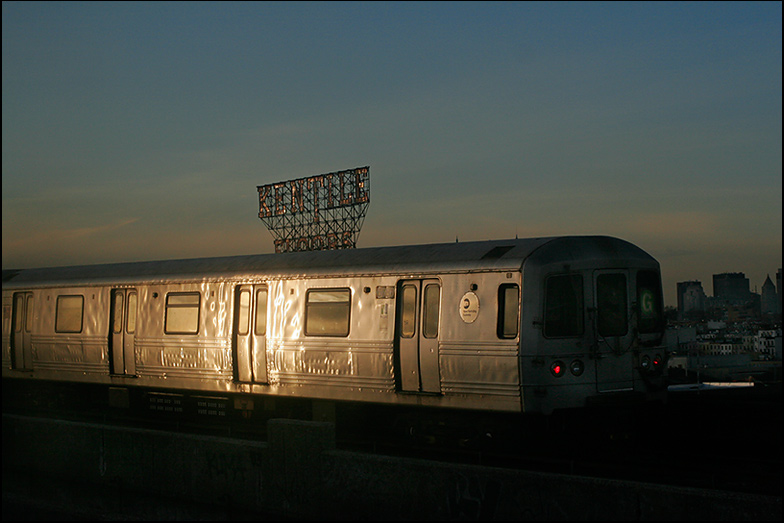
[
  {"xmin": 677, "ymin": 280, "xmax": 706, "ymax": 320},
  {"xmin": 713, "ymin": 272, "xmax": 750, "ymax": 306},
  {"xmin": 777, "ymin": 268, "xmax": 782, "ymax": 315},
  {"xmin": 761, "ymin": 275, "xmax": 777, "ymax": 315}
]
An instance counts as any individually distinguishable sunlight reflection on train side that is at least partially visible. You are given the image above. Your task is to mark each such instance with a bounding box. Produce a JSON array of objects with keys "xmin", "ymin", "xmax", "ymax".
[{"xmin": 267, "ymin": 281, "xmax": 287, "ymax": 385}]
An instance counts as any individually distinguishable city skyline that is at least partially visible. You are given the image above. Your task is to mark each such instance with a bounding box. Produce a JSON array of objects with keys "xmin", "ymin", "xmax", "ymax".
[
  {"xmin": 3, "ymin": 2, "xmax": 782, "ymax": 308},
  {"xmin": 678, "ymin": 269, "xmax": 781, "ymax": 312}
]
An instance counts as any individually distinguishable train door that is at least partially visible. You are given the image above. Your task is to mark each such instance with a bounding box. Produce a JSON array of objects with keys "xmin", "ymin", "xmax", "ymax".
[
  {"xmin": 109, "ymin": 288, "xmax": 137, "ymax": 375},
  {"xmin": 233, "ymin": 285, "xmax": 268, "ymax": 384},
  {"xmin": 593, "ymin": 270, "xmax": 634, "ymax": 392},
  {"xmin": 11, "ymin": 292, "xmax": 34, "ymax": 370},
  {"xmin": 395, "ymin": 279, "xmax": 441, "ymax": 393}
]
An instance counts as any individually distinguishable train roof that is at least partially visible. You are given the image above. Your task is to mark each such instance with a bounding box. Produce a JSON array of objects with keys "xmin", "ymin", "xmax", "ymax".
[{"xmin": 2, "ymin": 236, "xmax": 657, "ymax": 288}]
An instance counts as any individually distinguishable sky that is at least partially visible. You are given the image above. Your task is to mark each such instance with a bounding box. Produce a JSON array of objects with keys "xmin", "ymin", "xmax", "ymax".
[{"xmin": 2, "ymin": 1, "xmax": 781, "ymax": 307}]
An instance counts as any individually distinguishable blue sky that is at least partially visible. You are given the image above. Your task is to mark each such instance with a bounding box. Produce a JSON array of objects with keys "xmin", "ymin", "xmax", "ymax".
[{"xmin": 2, "ymin": 1, "xmax": 781, "ymax": 306}]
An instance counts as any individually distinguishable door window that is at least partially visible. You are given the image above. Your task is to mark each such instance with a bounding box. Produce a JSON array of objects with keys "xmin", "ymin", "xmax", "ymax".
[
  {"xmin": 14, "ymin": 294, "xmax": 25, "ymax": 333},
  {"xmin": 112, "ymin": 293, "xmax": 124, "ymax": 334},
  {"xmin": 237, "ymin": 290, "xmax": 251, "ymax": 336},
  {"xmin": 126, "ymin": 293, "xmax": 137, "ymax": 334},
  {"xmin": 254, "ymin": 288, "xmax": 268, "ymax": 336},
  {"xmin": 422, "ymin": 284, "xmax": 440, "ymax": 339},
  {"xmin": 498, "ymin": 284, "xmax": 520, "ymax": 339},
  {"xmin": 544, "ymin": 274, "xmax": 584, "ymax": 338},
  {"xmin": 400, "ymin": 285, "xmax": 417, "ymax": 338},
  {"xmin": 597, "ymin": 274, "xmax": 628, "ymax": 337},
  {"xmin": 25, "ymin": 295, "xmax": 34, "ymax": 333}
]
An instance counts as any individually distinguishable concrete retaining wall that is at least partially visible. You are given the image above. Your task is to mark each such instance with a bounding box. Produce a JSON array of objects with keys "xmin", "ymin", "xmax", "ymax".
[{"xmin": 2, "ymin": 414, "xmax": 780, "ymax": 520}]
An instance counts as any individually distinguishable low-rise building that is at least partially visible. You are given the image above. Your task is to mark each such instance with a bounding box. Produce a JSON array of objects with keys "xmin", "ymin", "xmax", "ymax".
[{"xmin": 754, "ymin": 329, "xmax": 780, "ymax": 360}]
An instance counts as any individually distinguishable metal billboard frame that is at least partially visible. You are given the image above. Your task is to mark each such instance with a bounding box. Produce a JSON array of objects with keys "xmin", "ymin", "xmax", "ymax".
[{"xmin": 257, "ymin": 166, "xmax": 370, "ymax": 253}]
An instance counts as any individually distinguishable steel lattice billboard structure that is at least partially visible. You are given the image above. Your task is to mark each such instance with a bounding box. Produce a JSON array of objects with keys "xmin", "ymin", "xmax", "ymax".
[{"xmin": 257, "ymin": 166, "xmax": 370, "ymax": 253}]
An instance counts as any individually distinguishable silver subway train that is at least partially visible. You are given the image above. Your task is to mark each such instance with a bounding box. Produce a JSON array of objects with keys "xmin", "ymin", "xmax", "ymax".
[{"xmin": 2, "ymin": 236, "xmax": 667, "ymax": 415}]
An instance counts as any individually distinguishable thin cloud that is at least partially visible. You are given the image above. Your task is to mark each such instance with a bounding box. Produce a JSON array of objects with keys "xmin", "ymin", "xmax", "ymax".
[
  {"xmin": 5, "ymin": 218, "xmax": 140, "ymax": 249},
  {"xmin": 628, "ymin": 211, "xmax": 723, "ymax": 240}
]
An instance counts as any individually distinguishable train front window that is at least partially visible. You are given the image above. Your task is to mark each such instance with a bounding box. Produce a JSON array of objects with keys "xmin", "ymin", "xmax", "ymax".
[
  {"xmin": 544, "ymin": 274, "xmax": 584, "ymax": 338},
  {"xmin": 597, "ymin": 274, "xmax": 628, "ymax": 337},
  {"xmin": 637, "ymin": 270, "xmax": 664, "ymax": 334}
]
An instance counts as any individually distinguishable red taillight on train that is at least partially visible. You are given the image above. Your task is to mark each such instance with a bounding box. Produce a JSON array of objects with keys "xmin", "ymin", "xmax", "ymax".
[
  {"xmin": 640, "ymin": 354, "xmax": 663, "ymax": 373},
  {"xmin": 550, "ymin": 361, "xmax": 565, "ymax": 377}
]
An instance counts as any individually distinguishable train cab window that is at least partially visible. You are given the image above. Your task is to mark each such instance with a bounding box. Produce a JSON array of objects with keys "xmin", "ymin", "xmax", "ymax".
[
  {"xmin": 165, "ymin": 292, "xmax": 200, "ymax": 334},
  {"xmin": 597, "ymin": 274, "xmax": 628, "ymax": 337},
  {"xmin": 422, "ymin": 284, "xmax": 440, "ymax": 338},
  {"xmin": 55, "ymin": 295, "xmax": 84, "ymax": 333},
  {"xmin": 498, "ymin": 284, "xmax": 520, "ymax": 339},
  {"xmin": 305, "ymin": 288, "xmax": 351, "ymax": 337},
  {"xmin": 544, "ymin": 274, "xmax": 584, "ymax": 338},
  {"xmin": 637, "ymin": 270, "xmax": 664, "ymax": 334},
  {"xmin": 255, "ymin": 288, "xmax": 268, "ymax": 336}
]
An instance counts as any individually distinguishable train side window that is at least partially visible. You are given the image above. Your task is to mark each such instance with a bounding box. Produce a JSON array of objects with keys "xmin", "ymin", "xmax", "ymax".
[
  {"xmin": 255, "ymin": 288, "xmax": 268, "ymax": 336},
  {"xmin": 597, "ymin": 274, "xmax": 628, "ymax": 337},
  {"xmin": 165, "ymin": 292, "xmax": 200, "ymax": 334},
  {"xmin": 55, "ymin": 295, "xmax": 84, "ymax": 333},
  {"xmin": 544, "ymin": 275, "xmax": 584, "ymax": 338},
  {"xmin": 305, "ymin": 288, "xmax": 351, "ymax": 337},
  {"xmin": 422, "ymin": 284, "xmax": 440, "ymax": 339},
  {"xmin": 637, "ymin": 270, "xmax": 664, "ymax": 334},
  {"xmin": 498, "ymin": 284, "xmax": 520, "ymax": 339}
]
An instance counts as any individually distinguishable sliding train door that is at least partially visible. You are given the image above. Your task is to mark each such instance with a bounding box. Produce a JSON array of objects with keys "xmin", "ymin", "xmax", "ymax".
[
  {"xmin": 109, "ymin": 288, "xmax": 137, "ymax": 375},
  {"xmin": 593, "ymin": 270, "xmax": 635, "ymax": 392},
  {"xmin": 11, "ymin": 292, "xmax": 34, "ymax": 370},
  {"xmin": 233, "ymin": 285, "xmax": 268, "ymax": 384},
  {"xmin": 395, "ymin": 279, "xmax": 441, "ymax": 393}
]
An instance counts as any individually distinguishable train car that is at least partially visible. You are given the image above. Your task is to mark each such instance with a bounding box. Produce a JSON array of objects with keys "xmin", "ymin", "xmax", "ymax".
[{"xmin": 2, "ymin": 236, "xmax": 667, "ymax": 417}]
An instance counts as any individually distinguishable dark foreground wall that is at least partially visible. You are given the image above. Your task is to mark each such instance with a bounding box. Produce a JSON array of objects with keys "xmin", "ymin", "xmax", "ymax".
[{"xmin": 2, "ymin": 414, "xmax": 780, "ymax": 521}]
